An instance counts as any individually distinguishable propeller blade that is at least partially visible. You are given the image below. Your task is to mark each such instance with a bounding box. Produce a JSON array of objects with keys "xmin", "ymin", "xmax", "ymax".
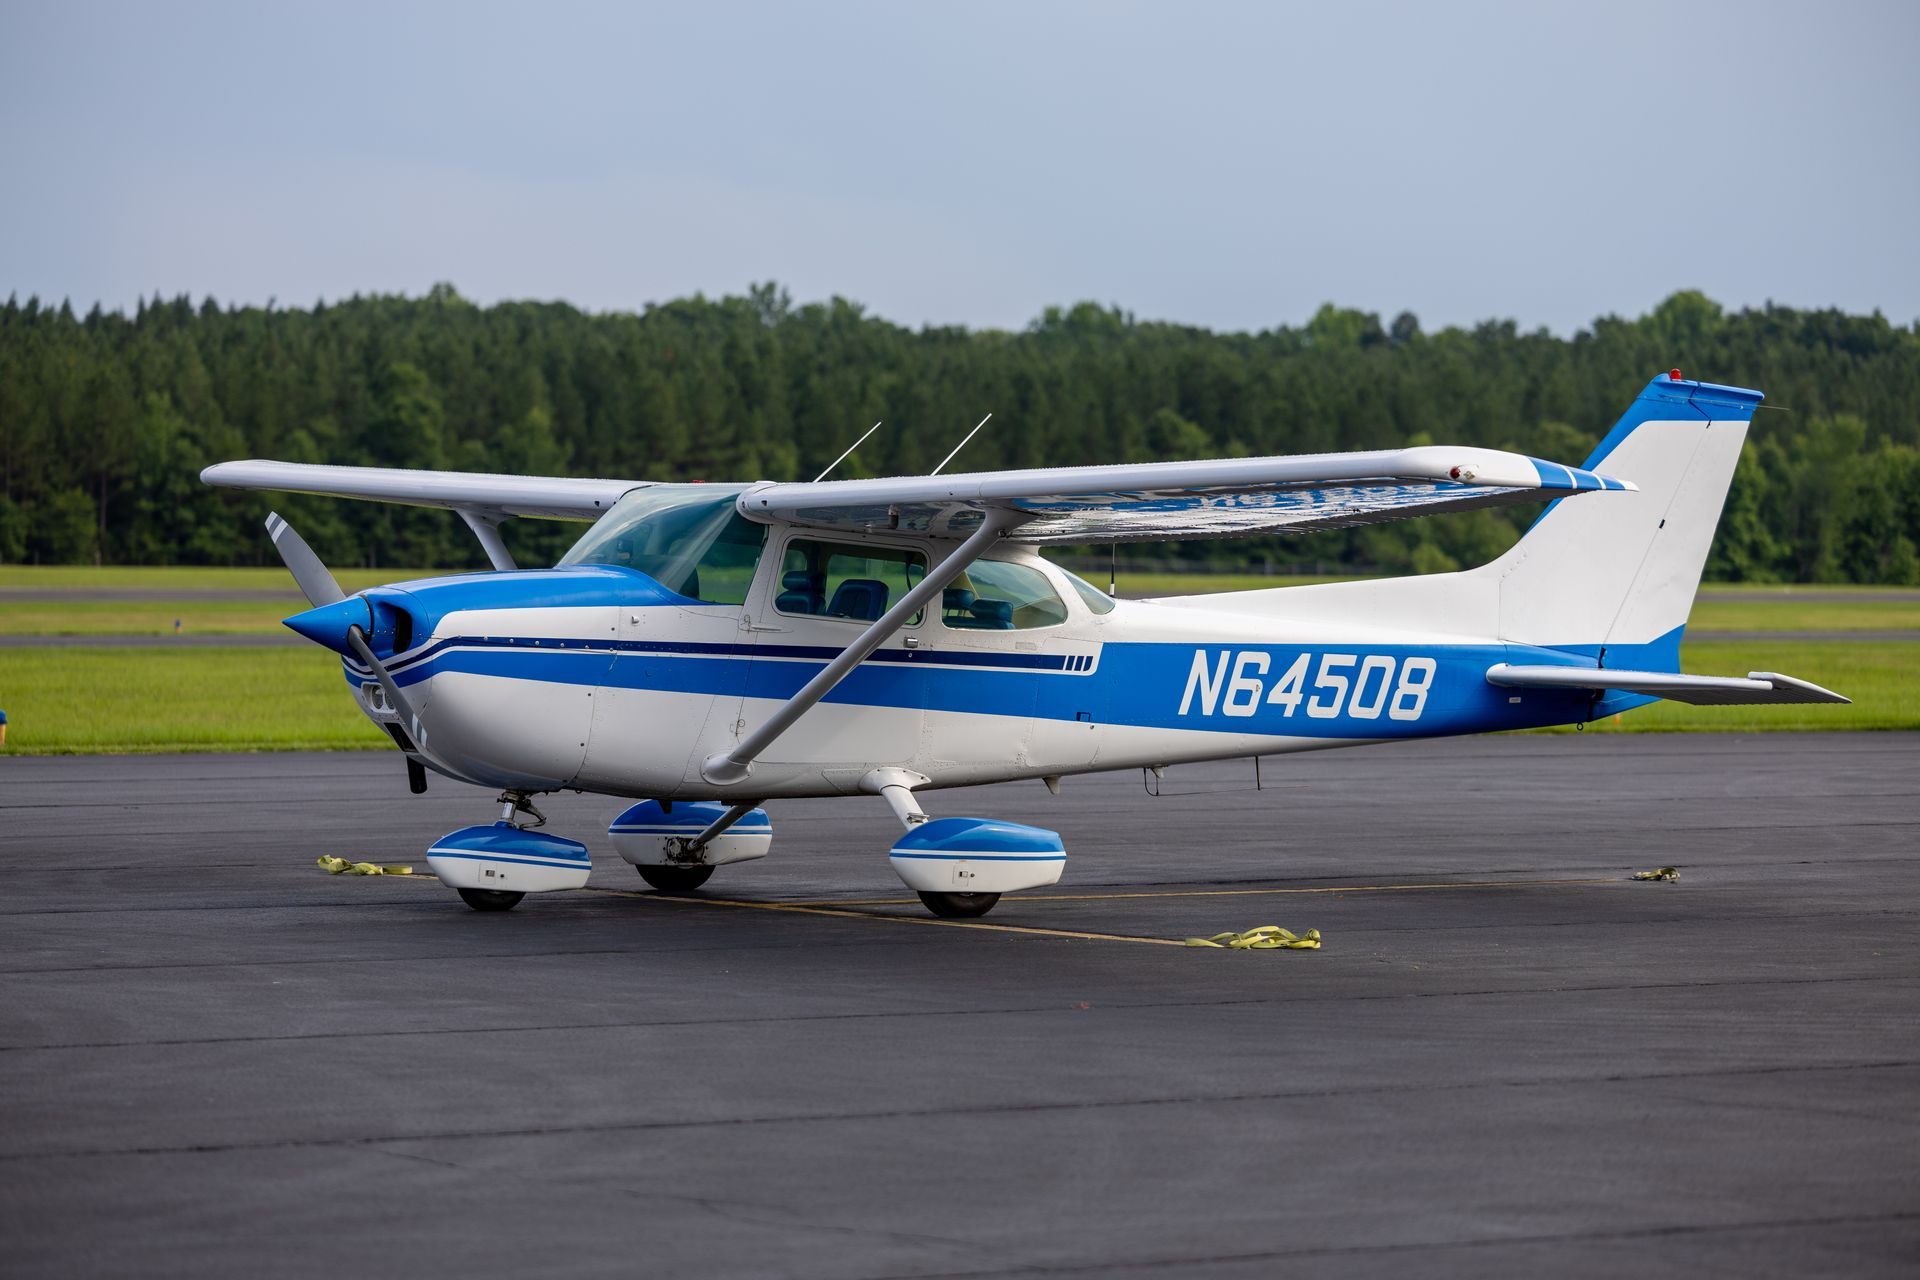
[{"xmin": 265, "ymin": 512, "xmax": 345, "ymax": 607}]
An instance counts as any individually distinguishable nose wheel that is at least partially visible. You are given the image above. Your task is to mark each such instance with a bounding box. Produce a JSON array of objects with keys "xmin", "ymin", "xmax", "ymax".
[
  {"xmin": 917, "ymin": 891, "xmax": 1001, "ymax": 918},
  {"xmin": 427, "ymin": 793, "xmax": 593, "ymax": 911},
  {"xmin": 457, "ymin": 888, "xmax": 526, "ymax": 912}
]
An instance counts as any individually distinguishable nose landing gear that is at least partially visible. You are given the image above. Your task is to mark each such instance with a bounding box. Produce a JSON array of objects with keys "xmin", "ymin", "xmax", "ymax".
[{"xmin": 427, "ymin": 790, "xmax": 591, "ymax": 912}]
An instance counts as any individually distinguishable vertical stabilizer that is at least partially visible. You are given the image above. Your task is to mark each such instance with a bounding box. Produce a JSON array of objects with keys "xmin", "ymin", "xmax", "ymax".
[{"xmin": 1488, "ymin": 372, "xmax": 1761, "ymax": 665}]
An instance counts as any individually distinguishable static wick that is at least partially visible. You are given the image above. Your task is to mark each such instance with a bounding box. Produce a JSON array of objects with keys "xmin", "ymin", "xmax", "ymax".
[
  {"xmin": 812, "ymin": 421, "xmax": 883, "ymax": 483},
  {"xmin": 930, "ymin": 413, "xmax": 993, "ymax": 477}
]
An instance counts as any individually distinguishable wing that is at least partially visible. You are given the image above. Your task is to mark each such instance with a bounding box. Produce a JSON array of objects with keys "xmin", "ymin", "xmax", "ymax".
[
  {"xmin": 1486, "ymin": 664, "xmax": 1849, "ymax": 705},
  {"xmin": 200, "ymin": 460, "xmax": 639, "ymax": 521},
  {"xmin": 739, "ymin": 446, "xmax": 1633, "ymax": 544}
]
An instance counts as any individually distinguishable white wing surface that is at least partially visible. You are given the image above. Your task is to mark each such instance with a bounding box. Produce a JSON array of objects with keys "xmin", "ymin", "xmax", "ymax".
[
  {"xmin": 739, "ymin": 446, "xmax": 1633, "ymax": 543},
  {"xmin": 201, "ymin": 460, "xmax": 639, "ymax": 521}
]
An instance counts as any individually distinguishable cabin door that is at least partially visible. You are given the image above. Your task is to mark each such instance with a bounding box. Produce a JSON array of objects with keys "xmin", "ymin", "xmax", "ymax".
[{"xmin": 739, "ymin": 533, "xmax": 929, "ymax": 784}]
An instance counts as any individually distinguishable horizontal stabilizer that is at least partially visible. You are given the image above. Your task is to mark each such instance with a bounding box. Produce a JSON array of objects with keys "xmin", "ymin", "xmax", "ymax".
[{"xmin": 1485, "ymin": 664, "xmax": 1849, "ymax": 706}]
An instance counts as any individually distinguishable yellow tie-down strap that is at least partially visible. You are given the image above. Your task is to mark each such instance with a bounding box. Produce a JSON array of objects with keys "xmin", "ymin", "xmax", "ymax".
[
  {"xmin": 1632, "ymin": 867, "xmax": 1680, "ymax": 882},
  {"xmin": 317, "ymin": 855, "xmax": 416, "ymax": 876},
  {"xmin": 1185, "ymin": 925, "xmax": 1321, "ymax": 950}
]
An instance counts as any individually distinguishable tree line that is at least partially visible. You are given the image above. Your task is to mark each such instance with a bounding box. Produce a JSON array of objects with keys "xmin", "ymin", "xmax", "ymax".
[{"xmin": 1, "ymin": 282, "xmax": 1915, "ymax": 582}]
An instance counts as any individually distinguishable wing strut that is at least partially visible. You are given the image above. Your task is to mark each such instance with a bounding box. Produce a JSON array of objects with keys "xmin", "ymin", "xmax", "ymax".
[
  {"xmin": 457, "ymin": 509, "xmax": 518, "ymax": 571},
  {"xmin": 701, "ymin": 507, "xmax": 1027, "ymax": 786}
]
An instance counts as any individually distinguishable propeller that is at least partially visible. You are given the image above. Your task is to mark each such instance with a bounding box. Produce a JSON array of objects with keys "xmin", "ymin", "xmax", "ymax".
[
  {"xmin": 265, "ymin": 511, "xmax": 344, "ymax": 607},
  {"xmin": 267, "ymin": 511, "xmax": 431, "ymax": 770}
]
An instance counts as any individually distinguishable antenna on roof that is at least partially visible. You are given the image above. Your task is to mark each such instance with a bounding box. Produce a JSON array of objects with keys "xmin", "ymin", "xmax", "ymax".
[
  {"xmin": 810, "ymin": 421, "xmax": 883, "ymax": 483},
  {"xmin": 930, "ymin": 413, "xmax": 993, "ymax": 477}
]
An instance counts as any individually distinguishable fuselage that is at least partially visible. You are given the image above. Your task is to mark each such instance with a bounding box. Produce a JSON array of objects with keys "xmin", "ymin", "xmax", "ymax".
[{"xmin": 314, "ymin": 486, "xmax": 1606, "ymax": 800}]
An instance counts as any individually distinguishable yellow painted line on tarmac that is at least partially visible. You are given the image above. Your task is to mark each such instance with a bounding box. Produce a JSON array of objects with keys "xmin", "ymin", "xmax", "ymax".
[
  {"xmin": 384, "ymin": 870, "xmax": 1622, "ymax": 948},
  {"xmin": 579, "ymin": 886, "xmax": 1189, "ymax": 947},
  {"xmin": 774, "ymin": 877, "xmax": 1620, "ymax": 907}
]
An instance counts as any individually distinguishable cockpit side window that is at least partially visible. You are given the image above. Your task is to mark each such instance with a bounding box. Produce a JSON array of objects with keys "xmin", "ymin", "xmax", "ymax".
[
  {"xmin": 557, "ymin": 485, "xmax": 766, "ymax": 605},
  {"xmin": 776, "ymin": 539, "xmax": 928, "ymax": 625}
]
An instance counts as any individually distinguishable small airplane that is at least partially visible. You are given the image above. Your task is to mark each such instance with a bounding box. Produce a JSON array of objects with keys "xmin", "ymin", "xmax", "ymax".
[{"xmin": 204, "ymin": 370, "xmax": 1846, "ymax": 918}]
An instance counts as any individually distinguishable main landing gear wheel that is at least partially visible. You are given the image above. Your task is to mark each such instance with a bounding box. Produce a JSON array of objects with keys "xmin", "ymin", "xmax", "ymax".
[
  {"xmin": 457, "ymin": 888, "xmax": 525, "ymax": 912},
  {"xmin": 917, "ymin": 891, "xmax": 1001, "ymax": 918},
  {"xmin": 637, "ymin": 864, "xmax": 715, "ymax": 894}
]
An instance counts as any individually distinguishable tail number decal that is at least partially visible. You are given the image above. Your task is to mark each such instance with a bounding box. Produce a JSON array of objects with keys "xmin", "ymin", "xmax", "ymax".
[{"xmin": 1179, "ymin": 651, "xmax": 1435, "ymax": 722}]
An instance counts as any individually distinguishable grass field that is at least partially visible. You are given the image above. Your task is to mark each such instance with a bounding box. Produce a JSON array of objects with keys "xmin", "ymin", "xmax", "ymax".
[
  {"xmin": 0, "ymin": 565, "xmax": 445, "ymax": 592},
  {"xmin": 5, "ymin": 569, "xmax": 1917, "ymax": 636},
  {"xmin": 0, "ymin": 600, "xmax": 311, "ymax": 635},
  {"xmin": 1, "ymin": 567, "xmax": 1911, "ymax": 753},
  {"xmin": 1563, "ymin": 641, "xmax": 1918, "ymax": 733},
  {"xmin": 0, "ymin": 647, "xmax": 388, "ymax": 753},
  {"xmin": 0, "ymin": 640, "xmax": 1908, "ymax": 756},
  {"xmin": 8, "ymin": 595, "xmax": 1918, "ymax": 637},
  {"xmin": 1111, "ymin": 572, "xmax": 1918, "ymax": 601}
]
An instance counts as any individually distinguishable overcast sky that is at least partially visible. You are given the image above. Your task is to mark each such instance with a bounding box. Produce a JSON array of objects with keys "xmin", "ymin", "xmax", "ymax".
[{"xmin": 2, "ymin": 0, "xmax": 1914, "ymax": 335}]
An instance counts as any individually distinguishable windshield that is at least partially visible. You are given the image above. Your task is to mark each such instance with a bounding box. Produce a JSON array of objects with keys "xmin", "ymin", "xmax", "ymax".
[{"xmin": 557, "ymin": 484, "xmax": 765, "ymax": 604}]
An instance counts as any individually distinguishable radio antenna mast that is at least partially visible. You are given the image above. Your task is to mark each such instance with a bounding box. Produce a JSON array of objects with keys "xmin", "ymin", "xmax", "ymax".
[
  {"xmin": 811, "ymin": 421, "xmax": 883, "ymax": 483},
  {"xmin": 930, "ymin": 413, "xmax": 992, "ymax": 477}
]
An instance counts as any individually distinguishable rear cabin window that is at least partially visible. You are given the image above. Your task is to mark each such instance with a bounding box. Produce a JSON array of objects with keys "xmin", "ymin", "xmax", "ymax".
[
  {"xmin": 1061, "ymin": 568, "xmax": 1117, "ymax": 615},
  {"xmin": 943, "ymin": 559, "xmax": 1069, "ymax": 630},
  {"xmin": 777, "ymin": 540, "xmax": 927, "ymax": 625}
]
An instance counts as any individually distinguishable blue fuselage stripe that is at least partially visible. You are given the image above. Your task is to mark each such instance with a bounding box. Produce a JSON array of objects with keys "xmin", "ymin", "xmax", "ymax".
[
  {"xmin": 353, "ymin": 635, "xmax": 1073, "ymax": 680},
  {"xmin": 349, "ymin": 627, "xmax": 1686, "ymax": 740}
]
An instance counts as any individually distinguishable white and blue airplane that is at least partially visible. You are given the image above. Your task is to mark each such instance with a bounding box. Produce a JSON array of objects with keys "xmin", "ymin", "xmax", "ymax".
[{"xmin": 204, "ymin": 370, "xmax": 1846, "ymax": 917}]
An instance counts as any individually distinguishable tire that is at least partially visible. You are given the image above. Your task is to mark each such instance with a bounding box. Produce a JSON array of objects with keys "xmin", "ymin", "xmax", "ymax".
[
  {"xmin": 457, "ymin": 888, "xmax": 525, "ymax": 912},
  {"xmin": 917, "ymin": 891, "xmax": 1001, "ymax": 918},
  {"xmin": 637, "ymin": 864, "xmax": 715, "ymax": 893}
]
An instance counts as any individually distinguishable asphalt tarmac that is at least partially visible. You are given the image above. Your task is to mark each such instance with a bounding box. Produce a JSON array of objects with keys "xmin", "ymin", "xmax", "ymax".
[{"xmin": 2, "ymin": 734, "xmax": 1915, "ymax": 1278}]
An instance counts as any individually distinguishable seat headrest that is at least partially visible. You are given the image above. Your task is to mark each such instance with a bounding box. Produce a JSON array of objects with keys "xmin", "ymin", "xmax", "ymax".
[{"xmin": 828, "ymin": 577, "xmax": 890, "ymax": 621}]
